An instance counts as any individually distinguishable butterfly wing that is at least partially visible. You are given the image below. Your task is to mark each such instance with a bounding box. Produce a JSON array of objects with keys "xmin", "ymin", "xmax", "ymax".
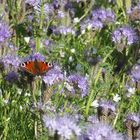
[
  {"xmin": 36, "ymin": 61, "xmax": 51, "ymax": 75},
  {"xmin": 21, "ymin": 61, "xmax": 37, "ymax": 75},
  {"xmin": 21, "ymin": 60, "xmax": 53, "ymax": 76}
]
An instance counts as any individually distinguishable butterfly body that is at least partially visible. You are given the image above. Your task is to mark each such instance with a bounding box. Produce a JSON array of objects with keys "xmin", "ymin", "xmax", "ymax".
[{"xmin": 21, "ymin": 60, "xmax": 53, "ymax": 76}]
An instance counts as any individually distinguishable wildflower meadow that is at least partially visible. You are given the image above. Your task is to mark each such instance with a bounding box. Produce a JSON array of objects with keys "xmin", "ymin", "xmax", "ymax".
[{"xmin": 1, "ymin": 0, "xmax": 140, "ymax": 140}]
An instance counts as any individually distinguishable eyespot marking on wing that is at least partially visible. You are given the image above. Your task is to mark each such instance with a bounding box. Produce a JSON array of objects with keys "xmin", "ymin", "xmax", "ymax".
[
  {"xmin": 21, "ymin": 62, "xmax": 26, "ymax": 67},
  {"xmin": 47, "ymin": 62, "xmax": 53, "ymax": 67}
]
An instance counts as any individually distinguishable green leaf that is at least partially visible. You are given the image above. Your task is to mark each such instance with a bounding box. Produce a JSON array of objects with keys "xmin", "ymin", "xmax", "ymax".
[
  {"xmin": 116, "ymin": 0, "xmax": 123, "ymax": 8},
  {"xmin": 124, "ymin": 0, "xmax": 131, "ymax": 10}
]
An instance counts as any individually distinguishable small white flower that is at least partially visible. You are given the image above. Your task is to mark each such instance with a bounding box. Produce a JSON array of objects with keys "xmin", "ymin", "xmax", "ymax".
[
  {"xmin": 91, "ymin": 100, "xmax": 99, "ymax": 108},
  {"xmin": 126, "ymin": 87, "xmax": 136, "ymax": 97},
  {"xmin": 25, "ymin": 92, "xmax": 30, "ymax": 96},
  {"xmin": 128, "ymin": 87, "xmax": 135, "ymax": 94},
  {"xmin": 69, "ymin": 56, "xmax": 73, "ymax": 62},
  {"xmin": 64, "ymin": 82, "xmax": 73, "ymax": 92},
  {"xmin": 70, "ymin": 48, "xmax": 75, "ymax": 53},
  {"xmin": 3, "ymin": 99, "xmax": 9, "ymax": 104},
  {"xmin": 60, "ymin": 50, "xmax": 65, "ymax": 58},
  {"xmin": 113, "ymin": 94, "xmax": 121, "ymax": 102},
  {"xmin": 24, "ymin": 37, "xmax": 30, "ymax": 43},
  {"xmin": 20, "ymin": 106, "xmax": 23, "ymax": 111},
  {"xmin": 71, "ymin": 30, "xmax": 75, "ymax": 35},
  {"xmin": 17, "ymin": 89, "xmax": 22, "ymax": 95},
  {"xmin": 87, "ymin": 23, "xmax": 92, "ymax": 30},
  {"xmin": 40, "ymin": 42, "xmax": 43, "ymax": 48},
  {"xmin": 73, "ymin": 17, "xmax": 79, "ymax": 23},
  {"xmin": 81, "ymin": 29, "xmax": 85, "ymax": 34}
]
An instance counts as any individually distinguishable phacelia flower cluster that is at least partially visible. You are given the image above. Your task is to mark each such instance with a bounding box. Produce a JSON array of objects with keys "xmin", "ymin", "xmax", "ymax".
[
  {"xmin": 2, "ymin": 54, "xmax": 21, "ymax": 69},
  {"xmin": 131, "ymin": 64, "xmax": 140, "ymax": 82},
  {"xmin": 22, "ymin": 52, "xmax": 46, "ymax": 62},
  {"xmin": 0, "ymin": 21, "xmax": 11, "ymax": 43},
  {"xmin": 112, "ymin": 26, "xmax": 139, "ymax": 46},
  {"xmin": 125, "ymin": 113, "xmax": 140, "ymax": 126},
  {"xmin": 5, "ymin": 71, "xmax": 18, "ymax": 83},
  {"xmin": 80, "ymin": 18, "xmax": 103, "ymax": 34},
  {"xmin": 92, "ymin": 8, "xmax": 115, "ymax": 24},
  {"xmin": 30, "ymin": 52, "xmax": 46, "ymax": 61},
  {"xmin": 43, "ymin": 66, "xmax": 89, "ymax": 97},
  {"xmin": 66, "ymin": 74, "xmax": 89, "ymax": 97},
  {"xmin": 127, "ymin": 2, "xmax": 140, "ymax": 21},
  {"xmin": 25, "ymin": 0, "xmax": 40, "ymax": 7},
  {"xmin": 98, "ymin": 100, "xmax": 116, "ymax": 112},
  {"xmin": 86, "ymin": 123, "xmax": 124, "ymax": 140},
  {"xmin": 80, "ymin": 8, "xmax": 115, "ymax": 34},
  {"xmin": 43, "ymin": 65, "xmax": 64, "ymax": 86},
  {"xmin": 43, "ymin": 114, "xmax": 81, "ymax": 139},
  {"xmin": 53, "ymin": 26, "xmax": 76, "ymax": 36}
]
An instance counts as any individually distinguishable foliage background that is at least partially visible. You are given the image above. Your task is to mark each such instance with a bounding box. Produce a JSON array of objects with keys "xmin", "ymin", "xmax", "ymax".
[{"xmin": 0, "ymin": 0, "xmax": 140, "ymax": 139}]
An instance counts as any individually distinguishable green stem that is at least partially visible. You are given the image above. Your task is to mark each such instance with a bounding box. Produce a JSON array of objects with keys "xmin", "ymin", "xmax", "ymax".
[
  {"xmin": 85, "ymin": 48, "xmax": 114, "ymax": 115},
  {"xmin": 36, "ymin": 37, "xmax": 40, "ymax": 52},
  {"xmin": 94, "ymin": 49, "xmax": 114, "ymax": 85},
  {"xmin": 73, "ymin": 0, "xmax": 94, "ymax": 27},
  {"xmin": 39, "ymin": 1, "xmax": 44, "ymax": 30},
  {"xmin": 32, "ymin": 78, "xmax": 42, "ymax": 139},
  {"xmin": 113, "ymin": 74, "xmax": 126, "ymax": 127},
  {"xmin": 113, "ymin": 100, "xmax": 123, "ymax": 127}
]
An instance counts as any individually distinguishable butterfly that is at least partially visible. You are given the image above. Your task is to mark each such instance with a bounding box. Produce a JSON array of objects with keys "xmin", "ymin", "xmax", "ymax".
[{"xmin": 20, "ymin": 59, "xmax": 53, "ymax": 76}]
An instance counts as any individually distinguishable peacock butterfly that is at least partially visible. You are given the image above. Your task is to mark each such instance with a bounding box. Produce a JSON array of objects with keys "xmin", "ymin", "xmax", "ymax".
[{"xmin": 20, "ymin": 59, "xmax": 53, "ymax": 76}]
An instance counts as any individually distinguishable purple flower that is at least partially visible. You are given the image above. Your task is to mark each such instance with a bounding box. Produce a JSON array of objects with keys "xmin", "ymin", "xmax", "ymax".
[
  {"xmin": 92, "ymin": 20, "xmax": 104, "ymax": 30},
  {"xmin": 30, "ymin": 52, "xmax": 46, "ymax": 61},
  {"xmin": 43, "ymin": 115, "xmax": 57, "ymax": 135},
  {"xmin": 98, "ymin": 100, "xmax": 116, "ymax": 112},
  {"xmin": 43, "ymin": 65, "xmax": 64, "ymax": 86},
  {"xmin": 8, "ymin": 43, "xmax": 18, "ymax": 51},
  {"xmin": 27, "ymin": 15, "xmax": 34, "ymax": 21},
  {"xmin": 87, "ymin": 116, "xmax": 99, "ymax": 124},
  {"xmin": 5, "ymin": 71, "xmax": 18, "ymax": 83},
  {"xmin": 56, "ymin": 115, "xmax": 81, "ymax": 139},
  {"xmin": 44, "ymin": 39, "xmax": 53, "ymax": 47},
  {"xmin": 34, "ymin": 3, "xmax": 54, "ymax": 16},
  {"xmin": 52, "ymin": 25, "xmax": 75, "ymax": 36},
  {"xmin": 53, "ymin": 0, "xmax": 60, "ymax": 9},
  {"xmin": 58, "ymin": 26, "xmax": 75, "ymax": 36},
  {"xmin": 29, "ymin": 38, "xmax": 36, "ymax": 50},
  {"xmin": 44, "ymin": 3, "xmax": 54, "ymax": 15},
  {"xmin": 43, "ymin": 114, "xmax": 81, "ymax": 139},
  {"xmin": 92, "ymin": 8, "xmax": 115, "ymax": 24},
  {"xmin": 25, "ymin": 0, "xmax": 40, "ymax": 7},
  {"xmin": 66, "ymin": 74, "xmax": 89, "ymax": 97},
  {"xmin": 112, "ymin": 26, "xmax": 139, "ymax": 45},
  {"xmin": 57, "ymin": 10, "xmax": 65, "ymax": 18},
  {"xmin": 0, "ymin": 21, "xmax": 10, "ymax": 43},
  {"xmin": 131, "ymin": 64, "xmax": 140, "ymax": 81},
  {"xmin": 125, "ymin": 113, "xmax": 140, "ymax": 126},
  {"xmin": 127, "ymin": 2, "xmax": 140, "ymax": 21},
  {"xmin": 80, "ymin": 18, "xmax": 103, "ymax": 33},
  {"xmin": 86, "ymin": 123, "xmax": 124, "ymax": 140},
  {"xmin": 2, "ymin": 55, "xmax": 21, "ymax": 69},
  {"xmin": 64, "ymin": 1, "xmax": 73, "ymax": 10}
]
